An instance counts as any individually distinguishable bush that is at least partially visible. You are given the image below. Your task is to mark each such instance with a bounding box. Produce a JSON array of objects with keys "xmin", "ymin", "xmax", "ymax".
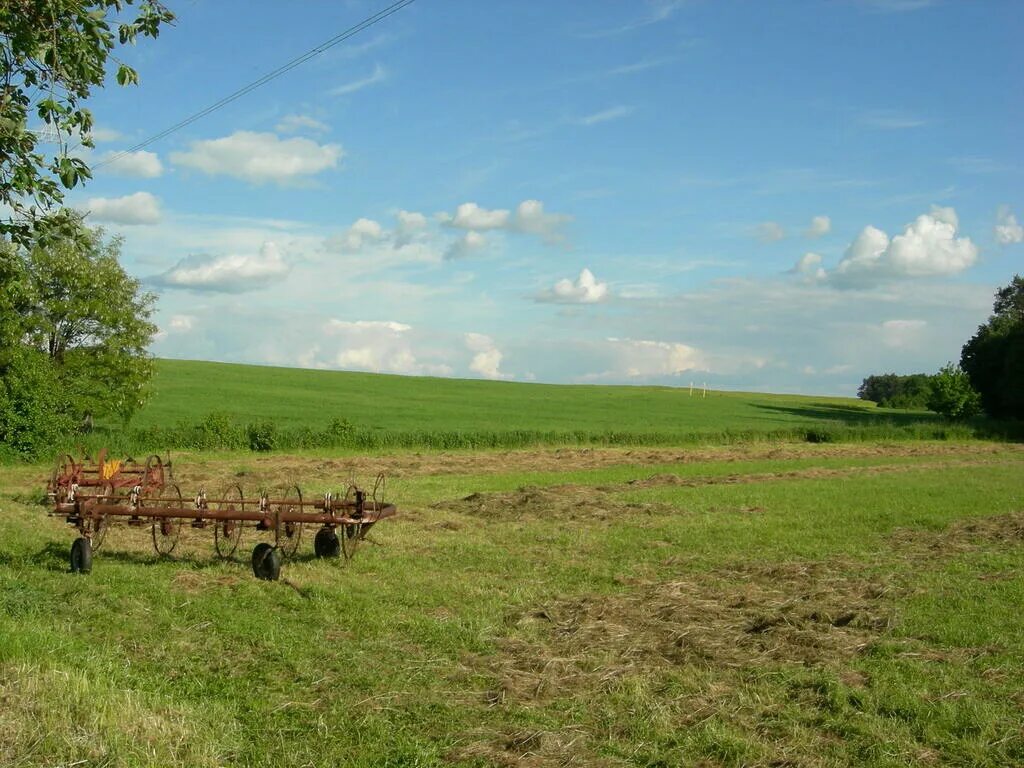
[
  {"xmin": 247, "ymin": 421, "xmax": 279, "ymax": 452},
  {"xmin": 927, "ymin": 364, "xmax": 981, "ymax": 419}
]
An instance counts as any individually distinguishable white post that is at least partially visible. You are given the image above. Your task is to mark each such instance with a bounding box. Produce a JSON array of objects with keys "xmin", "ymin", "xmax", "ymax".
[
  {"xmin": 702, "ymin": 382, "xmax": 707, "ymax": 398},
  {"xmin": 689, "ymin": 381, "xmax": 693, "ymax": 397}
]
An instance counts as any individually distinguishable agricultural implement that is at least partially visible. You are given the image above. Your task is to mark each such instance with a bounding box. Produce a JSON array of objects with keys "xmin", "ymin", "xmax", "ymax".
[{"xmin": 46, "ymin": 451, "xmax": 396, "ymax": 580}]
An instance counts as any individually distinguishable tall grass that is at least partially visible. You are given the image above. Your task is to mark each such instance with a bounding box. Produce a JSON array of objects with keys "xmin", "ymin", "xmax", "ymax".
[{"xmin": 57, "ymin": 411, "xmax": 1022, "ymax": 457}]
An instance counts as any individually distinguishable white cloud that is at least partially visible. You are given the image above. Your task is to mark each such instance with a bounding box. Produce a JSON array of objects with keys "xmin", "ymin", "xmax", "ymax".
[
  {"xmin": 440, "ymin": 199, "xmax": 571, "ymax": 244},
  {"xmin": 465, "ymin": 333, "xmax": 510, "ymax": 380},
  {"xmin": 445, "ymin": 202, "xmax": 511, "ymax": 230},
  {"xmin": 395, "ymin": 210, "xmax": 428, "ymax": 245},
  {"xmin": 171, "ymin": 131, "xmax": 342, "ymax": 185},
  {"xmin": 879, "ymin": 319, "xmax": 927, "ymax": 349},
  {"xmin": 995, "ymin": 205, "xmax": 1023, "ymax": 245},
  {"xmin": 601, "ymin": 338, "xmax": 710, "ymax": 379},
  {"xmin": 98, "ymin": 150, "xmax": 163, "ymax": 178},
  {"xmin": 805, "ymin": 215, "xmax": 831, "ymax": 238},
  {"xmin": 323, "ymin": 318, "xmax": 452, "ymax": 376},
  {"xmin": 576, "ymin": 105, "xmax": 634, "ymax": 126},
  {"xmin": 538, "ymin": 268, "xmax": 609, "ymax": 304},
  {"xmin": 150, "ymin": 241, "xmax": 289, "ymax": 292},
  {"xmin": 445, "ymin": 231, "xmax": 486, "ymax": 260},
  {"xmin": 513, "ymin": 199, "xmax": 572, "ymax": 243},
  {"xmin": 325, "ymin": 218, "xmax": 385, "ymax": 252},
  {"xmin": 832, "ymin": 206, "xmax": 978, "ymax": 286},
  {"xmin": 275, "ymin": 114, "xmax": 329, "ymax": 134},
  {"xmin": 84, "ymin": 191, "xmax": 161, "ymax": 225},
  {"xmin": 789, "ymin": 252, "xmax": 826, "ymax": 283},
  {"xmin": 755, "ymin": 221, "xmax": 786, "ymax": 242},
  {"xmin": 330, "ymin": 63, "xmax": 387, "ymax": 96}
]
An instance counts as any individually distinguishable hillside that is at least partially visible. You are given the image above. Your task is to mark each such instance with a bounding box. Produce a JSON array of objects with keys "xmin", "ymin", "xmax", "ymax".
[{"xmin": 115, "ymin": 359, "xmax": 937, "ymax": 442}]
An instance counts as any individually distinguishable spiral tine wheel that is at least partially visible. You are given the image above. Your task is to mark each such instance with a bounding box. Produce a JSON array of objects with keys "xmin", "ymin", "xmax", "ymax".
[
  {"xmin": 213, "ymin": 484, "xmax": 245, "ymax": 559},
  {"xmin": 274, "ymin": 485, "xmax": 303, "ymax": 559},
  {"xmin": 152, "ymin": 484, "xmax": 183, "ymax": 556},
  {"xmin": 88, "ymin": 482, "xmax": 117, "ymax": 552}
]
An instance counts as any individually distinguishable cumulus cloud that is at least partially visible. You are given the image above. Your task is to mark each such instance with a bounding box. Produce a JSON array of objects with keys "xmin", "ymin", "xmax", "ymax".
[
  {"xmin": 445, "ymin": 231, "xmax": 486, "ymax": 260},
  {"xmin": 465, "ymin": 333, "xmax": 510, "ymax": 379},
  {"xmin": 323, "ymin": 319, "xmax": 452, "ymax": 376},
  {"xmin": 171, "ymin": 131, "xmax": 342, "ymax": 185},
  {"xmin": 831, "ymin": 206, "xmax": 977, "ymax": 286},
  {"xmin": 98, "ymin": 150, "xmax": 163, "ymax": 178},
  {"xmin": 576, "ymin": 105, "xmax": 634, "ymax": 126},
  {"xmin": 325, "ymin": 218, "xmax": 385, "ymax": 252},
  {"xmin": 513, "ymin": 199, "xmax": 572, "ymax": 243},
  {"xmin": 84, "ymin": 192, "xmax": 161, "ymax": 225},
  {"xmin": 995, "ymin": 205, "xmax": 1023, "ymax": 245},
  {"xmin": 395, "ymin": 210, "xmax": 428, "ymax": 245},
  {"xmin": 537, "ymin": 268, "xmax": 609, "ymax": 304},
  {"xmin": 755, "ymin": 221, "xmax": 786, "ymax": 242},
  {"xmin": 150, "ymin": 241, "xmax": 289, "ymax": 292},
  {"xmin": 789, "ymin": 252, "xmax": 826, "ymax": 283},
  {"xmin": 275, "ymin": 114, "xmax": 329, "ymax": 134},
  {"xmin": 444, "ymin": 202, "xmax": 511, "ymax": 230},
  {"xmin": 439, "ymin": 199, "xmax": 571, "ymax": 243},
  {"xmin": 805, "ymin": 215, "xmax": 831, "ymax": 238},
  {"xmin": 601, "ymin": 338, "xmax": 709, "ymax": 379}
]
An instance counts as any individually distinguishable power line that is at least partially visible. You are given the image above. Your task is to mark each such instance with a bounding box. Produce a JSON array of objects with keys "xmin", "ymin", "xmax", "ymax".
[{"xmin": 94, "ymin": 0, "xmax": 418, "ymax": 169}]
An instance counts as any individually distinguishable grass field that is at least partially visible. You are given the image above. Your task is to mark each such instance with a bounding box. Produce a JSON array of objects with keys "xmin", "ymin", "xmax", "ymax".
[
  {"xmin": 2, "ymin": 440, "xmax": 1022, "ymax": 766},
  {"xmin": 70, "ymin": 359, "xmax": 1008, "ymax": 456}
]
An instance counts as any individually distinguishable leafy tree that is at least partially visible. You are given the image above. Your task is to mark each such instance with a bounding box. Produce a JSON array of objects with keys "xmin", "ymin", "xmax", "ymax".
[
  {"xmin": 927, "ymin": 363, "xmax": 981, "ymax": 419},
  {"xmin": 0, "ymin": 240, "xmax": 74, "ymax": 453},
  {"xmin": 857, "ymin": 373, "xmax": 933, "ymax": 409},
  {"xmin": 0, "ymin": 221, "xmax": 156, "ymax": 453},
  {"xmin": 23, "ymin": 220, "xmax": 157, "ymax": 423},
  {"xmin": 960, "ymin": 275, "xmax": 1024, "ymax": 420},
  {"xmin": 1, "ymin": 1, "xmax": 174, "ymax": 246}
]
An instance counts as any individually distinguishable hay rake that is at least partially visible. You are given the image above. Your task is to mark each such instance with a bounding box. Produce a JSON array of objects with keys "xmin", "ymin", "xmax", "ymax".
[{"xmin": 47, "ymin": 452, "xmax": 396, "ymax": 580}]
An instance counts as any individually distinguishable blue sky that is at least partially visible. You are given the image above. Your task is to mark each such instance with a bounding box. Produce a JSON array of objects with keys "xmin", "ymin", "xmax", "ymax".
[{"xmin": 67, "ymin": 0, "xmax": 1022, "ymax": 394}]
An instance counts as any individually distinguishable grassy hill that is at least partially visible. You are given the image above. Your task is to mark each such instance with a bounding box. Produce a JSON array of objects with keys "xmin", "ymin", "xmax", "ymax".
[
  {"xmin": 131, "ymin": 359, "xmax": 877, "ymax": 435},
  {"xmin": 72, "ymin": 358, "xmax": 975, "ymax": 454}
]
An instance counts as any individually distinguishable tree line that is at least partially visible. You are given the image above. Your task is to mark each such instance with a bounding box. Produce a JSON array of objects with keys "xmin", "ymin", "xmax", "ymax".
[{"xmin": 858, "ymin": 275, "xmax": 1024, "ymax": 421}]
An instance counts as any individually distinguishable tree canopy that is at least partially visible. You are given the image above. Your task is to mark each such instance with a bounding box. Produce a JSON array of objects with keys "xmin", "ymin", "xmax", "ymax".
[
  {"xmin": 961, "ymin": 275, "xmax": 1024, "ymax": 420},
  {"xmin": 0, "ymin": 220, "xmax": 156, "ymax": 454},
  {"xmin": 1, "ymin": 0, "xmax": 173, "ymax": 245}
]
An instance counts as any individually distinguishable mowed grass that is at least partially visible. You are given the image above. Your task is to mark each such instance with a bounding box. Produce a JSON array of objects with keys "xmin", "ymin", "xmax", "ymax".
[
  {"xmin": 2, "ymin": 442, "xmax": 1023, "ymax": 766},
  {"xmin": 132, "ymin": 359, "xmax": 908, "ymax": 436}
]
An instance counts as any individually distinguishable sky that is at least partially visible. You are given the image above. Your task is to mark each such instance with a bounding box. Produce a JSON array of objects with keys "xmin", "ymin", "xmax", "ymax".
[{"xmin": 61, "ymin": 0, "xmax": 1023, "ymax": 395}]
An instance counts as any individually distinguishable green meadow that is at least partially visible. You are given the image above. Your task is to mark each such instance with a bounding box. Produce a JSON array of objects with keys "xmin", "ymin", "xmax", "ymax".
[
  {"xmin": 71, "ymin": 359, "xmax": 1010, "ymax": 456},
  {"xmin": 1, "ymin": 443, "xmax": 1022, "ymax": 766},
  {"xmin": 2, "ymin": 362, "xmax": 1022, "ymax": 766}
]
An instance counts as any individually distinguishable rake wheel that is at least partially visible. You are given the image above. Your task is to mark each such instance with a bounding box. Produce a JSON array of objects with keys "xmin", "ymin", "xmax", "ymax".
[
  {"xmin": 213, "ymin": 484, "xmax": 245, "ymax": 560},
  {"xmin": 152, "ymin": 484, "xmax": 183, "ymax": 556},
  {"xmin": 274, "ymin": 485, "xmax": 303, "ymax": 559}
]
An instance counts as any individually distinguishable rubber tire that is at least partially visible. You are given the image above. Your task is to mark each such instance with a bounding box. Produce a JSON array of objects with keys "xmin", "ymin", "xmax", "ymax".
[
  {"xmin": 70, "ymin": 537, "xmax": 92, "ymax": 574},
  {"xmin": 251, "ymin": 542, "xmax": 282, "ymax": 581},
  {"xmin": 313, "ymin": 527, "xmax": 340, "ymax": 559}
]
